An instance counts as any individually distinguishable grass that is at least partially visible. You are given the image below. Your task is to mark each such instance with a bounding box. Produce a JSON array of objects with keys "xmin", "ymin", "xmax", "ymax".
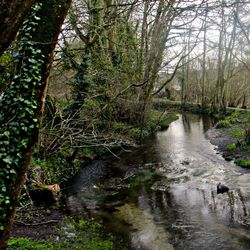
[{"xmin": 8, "ymin": 218, "xmax": 114, "ymax": 250}]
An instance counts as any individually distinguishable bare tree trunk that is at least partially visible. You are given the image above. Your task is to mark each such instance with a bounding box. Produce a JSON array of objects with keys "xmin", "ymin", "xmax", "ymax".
[
  {"xmin": 139, "ymin": 0, "xmax": 176, "ymax": 126},
  {"xmin": 213, "ymin": 3, "xmax": 225, "ymax": 113},
  {"xmin": 213, "ymin": 2, "xmax": 237, "ymax": 113},
  {"xmin": 0, "ymin": 0, "xmax": 36, "ymax": 56},
  {"xmin": 0, "ymin": 0, "xmax": 71, "ymax": 248},
  {"xmin": 201, "ymin": 5, "xmax": 208, "ymax": 109}
]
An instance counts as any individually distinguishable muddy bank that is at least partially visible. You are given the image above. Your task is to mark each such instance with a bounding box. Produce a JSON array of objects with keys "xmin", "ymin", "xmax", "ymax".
[
  {"xmin": 12, "ymin": 205, "xmax": 65, "ymax": 241},
  {"xmin": 207, "ymin": 127, "xmax": 250, "ymax": 165}
]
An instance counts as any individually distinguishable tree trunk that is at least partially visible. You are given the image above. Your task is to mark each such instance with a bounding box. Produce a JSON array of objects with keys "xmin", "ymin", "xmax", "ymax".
[
  {"xmin": 0, "ymin": 0, "xmax": 71, "ymax": 248},
  {"xmin": 201, "ymin": 5, "xmax": 208, "ymax": 109},
  {"xmin": 0, "ymin": 0, "xmax": 36, "ymax": 56}
]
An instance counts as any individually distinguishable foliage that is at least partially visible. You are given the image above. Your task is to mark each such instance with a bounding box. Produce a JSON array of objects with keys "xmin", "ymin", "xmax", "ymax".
[
  {"xmin": 235, "ymin": 159, "xmax": 250, "ymax": 168},
  {"xmin": 230, "ymin": 129, "xmax": 245, "ymax": 138},
  {"xmin": 0, "ymin": 52, "xmax": 13, "ymax": 92},
  {"xmin": 226, "ymin": 143, "xmax": 236, "ymax": 151},
  {"xmin": 215, "ymin": 120, "xmax": 231, "ymax": 128},
  {"xmin": 7, "ymin": 237, "xmax": 56, "ymax": 250},
  {"xmin": 30, "ymin": 155, "xmax": 80, "ymax": 184},
  {"xmin": 128, "ymin": 169, "xmax": 156, "ymax": 188},
  {"xmin": 243, "ymin": 145, "xmax": 250, "ymax": 153},
  {"xmin": 8, "ymin": 218, "xmax": 113, "ymax": 250},
  {"xmin": 150, "ymin": 110, "xmax": 178, "ymax": 130},
  {"xmin": 0, "ymin": 3, "xmax": 44, "ymax": 230},
  {"xmin": 60, "ymin": 218, "xmax": 113, "ymax": 250}
]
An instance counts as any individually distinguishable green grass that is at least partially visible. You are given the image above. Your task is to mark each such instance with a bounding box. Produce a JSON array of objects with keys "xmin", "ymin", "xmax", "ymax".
[{"xmin": 8, "ymin": 238, "xmax": 57, "ymax": 250}]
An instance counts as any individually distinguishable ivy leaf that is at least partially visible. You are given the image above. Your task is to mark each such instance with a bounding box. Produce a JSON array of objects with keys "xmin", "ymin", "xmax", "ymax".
[
  {"xmin": 3, "ymin": 157, "xmax": 12, "ymax": 165},
  {"xmin": 3, "ymin": 131, "xmax": 10, "ymax": 138}
]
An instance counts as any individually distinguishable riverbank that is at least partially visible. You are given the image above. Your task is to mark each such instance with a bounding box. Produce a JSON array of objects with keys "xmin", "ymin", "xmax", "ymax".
[
  {"xmin": 9, "ymin": 109, "xmax": 178, "ymax": 249},
  {"xmin": 207, "ymin": 110, "xmax": 250, "ymax": 167},
  {"xmin": 10, "ymin": 205, "xmax": 114, "ymax": 250}
]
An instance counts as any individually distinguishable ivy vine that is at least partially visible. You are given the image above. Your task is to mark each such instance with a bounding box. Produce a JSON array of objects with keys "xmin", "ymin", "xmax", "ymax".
[{"xmin": 0, "ymin": 3, "xmax": 44, "ymax": 230}]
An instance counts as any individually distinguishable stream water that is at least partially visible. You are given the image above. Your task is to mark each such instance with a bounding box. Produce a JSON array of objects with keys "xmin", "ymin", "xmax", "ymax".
[{"xmin": 64, "ymin": 113, "xmax": 250, "ymax": 250}]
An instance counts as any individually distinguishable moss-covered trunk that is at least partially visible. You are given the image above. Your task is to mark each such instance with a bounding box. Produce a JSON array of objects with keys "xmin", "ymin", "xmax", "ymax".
[{"xmin": 0, "ymin": 0, "xmax": 71, "ymax": 248}]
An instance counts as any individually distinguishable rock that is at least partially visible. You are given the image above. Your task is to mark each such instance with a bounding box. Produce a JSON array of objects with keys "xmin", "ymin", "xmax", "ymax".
[{"xmin": 217, "ymin": 183, "xmax": 229, "ymax": 194}]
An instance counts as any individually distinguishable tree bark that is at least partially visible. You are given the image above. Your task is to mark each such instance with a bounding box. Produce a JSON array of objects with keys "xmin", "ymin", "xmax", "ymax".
[
  {"xmin": 0, "ymin": 0, "xmax": 72, "ymax": 248},
  {"xmin": 0, "ymin": 0, "xmax": 36, "ymax": 56}
]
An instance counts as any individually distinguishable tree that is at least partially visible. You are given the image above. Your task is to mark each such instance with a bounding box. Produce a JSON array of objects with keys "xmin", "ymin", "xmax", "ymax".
[
  {"xmin": 0, "ymin": 0, "xmax": 36, "ymax": 56},
  {"xmin": 0, "ymin": 0, "xmax": 72, "ymax": 248}
]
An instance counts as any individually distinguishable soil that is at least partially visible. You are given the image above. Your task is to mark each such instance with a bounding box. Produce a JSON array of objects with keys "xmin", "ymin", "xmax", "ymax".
[{"xmin": 12, "ymin": 205, "xmax": 66, "ymax": 241}]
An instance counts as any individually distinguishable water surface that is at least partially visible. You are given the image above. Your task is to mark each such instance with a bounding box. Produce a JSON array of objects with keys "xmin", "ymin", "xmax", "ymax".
[{"xmin": 65, "ymin": 114, "xmax": 250, "ymax": 249}]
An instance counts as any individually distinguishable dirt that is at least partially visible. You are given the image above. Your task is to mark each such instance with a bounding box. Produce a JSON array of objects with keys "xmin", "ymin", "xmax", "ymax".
[{"xmin": 12, "ymin": 205, "xmax": 66, "ymax": 241}]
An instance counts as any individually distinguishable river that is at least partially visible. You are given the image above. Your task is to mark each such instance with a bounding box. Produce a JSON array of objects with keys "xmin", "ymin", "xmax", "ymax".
[{"xmin": 64, "ymin": 113, "xmax": 250, "ymax": 250}]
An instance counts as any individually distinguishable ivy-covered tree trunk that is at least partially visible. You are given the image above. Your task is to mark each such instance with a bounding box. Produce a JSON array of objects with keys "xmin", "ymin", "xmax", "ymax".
[
  {"xmin": 0, "ymin": 0, "xmax": 36, "ymax": 56},
  {"xmin": 0, "ymin": 0, "xmax": 71, "ymax": 248}
]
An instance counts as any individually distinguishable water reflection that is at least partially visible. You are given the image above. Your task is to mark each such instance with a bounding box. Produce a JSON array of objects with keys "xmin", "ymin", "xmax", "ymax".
[{"xmin": 65, "ymin": 114, "xmax": 250, "ymax": 250}]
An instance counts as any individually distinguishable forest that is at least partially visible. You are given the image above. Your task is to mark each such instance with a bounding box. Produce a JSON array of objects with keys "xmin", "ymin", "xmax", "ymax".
[{"xmin": 0, "ymin": 0, "xmax": 250, "ymax": 249}]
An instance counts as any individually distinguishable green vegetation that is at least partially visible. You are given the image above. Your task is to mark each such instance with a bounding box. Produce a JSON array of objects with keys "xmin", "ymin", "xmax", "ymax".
[
  {"xmin": 0, "ymin": 3, "xmax": 44, "ymax": 231},
  {"xmin": 153, "ymin": 98, "xmax": 211, "ymax": 114},
  {"xmin": 1, "ymin": 0, "xmax": 250, "ymax": 247},
  {"xmin": 226, "ymin": 143, "xmax": 236, "ymax": 151},
  {"xmin": 215, "ymin": 111, "xmax": 250, "ymax": 167},
  {"xmin": 8, "ymin": 218, "xmax": 113, "ymax": 250},
  {"xmin": 8, "ymin": 238, "xmax": 55, "ymax": 250},
  {"xmin": 230, "ymin": 129, "xmax": 245, "ymax": 138},
  {"xmin": 128, "ymin": 169, "xmax": 156, "ymax": 188},
  {"xmin": 215, "ymin": 120, "xmax": 231, "ymax": 128},
  {"xmin": 235, "ymin": 159, "xmax": 250, "ymax": 168}
]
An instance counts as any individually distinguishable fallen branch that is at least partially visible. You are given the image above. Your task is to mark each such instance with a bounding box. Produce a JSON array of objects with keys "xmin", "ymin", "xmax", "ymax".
[{"xmin": 14, "ymin": 220, "xmax": 59, "ymax": 226}]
